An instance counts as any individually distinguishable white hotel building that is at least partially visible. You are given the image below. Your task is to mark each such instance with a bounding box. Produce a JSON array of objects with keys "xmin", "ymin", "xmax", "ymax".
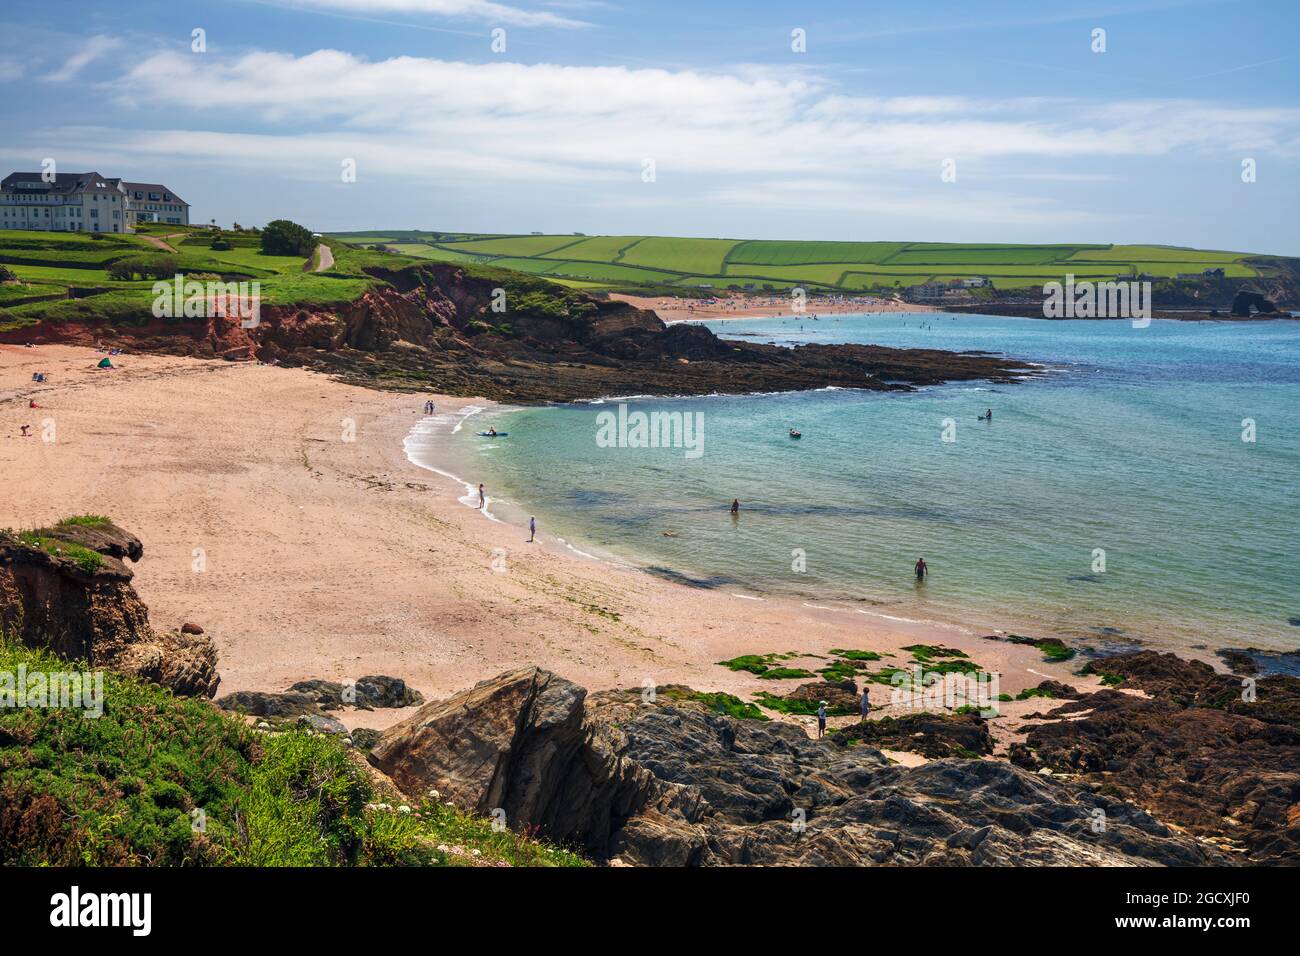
[{"xmin": 0, "ymin": 171, "xmax": 190, "ymax": 233}]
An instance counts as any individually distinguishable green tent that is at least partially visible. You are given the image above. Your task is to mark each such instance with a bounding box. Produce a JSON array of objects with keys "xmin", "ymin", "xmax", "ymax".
[{"xmin": 97, "ymin": 357, "xmax": 113, "ymax": 368}]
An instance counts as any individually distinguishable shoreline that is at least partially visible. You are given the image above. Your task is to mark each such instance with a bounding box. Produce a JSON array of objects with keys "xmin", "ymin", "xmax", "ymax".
[{"xmin": 0, "ymin": 343, "xmax": 1235, "ymax": 747}]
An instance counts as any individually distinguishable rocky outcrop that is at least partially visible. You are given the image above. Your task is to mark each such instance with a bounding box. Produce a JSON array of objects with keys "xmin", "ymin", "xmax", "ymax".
[
  {"xmin": 0, "ymin": 521, "xmax": 218, "ymax": 698},
  {"xmin": 1231, "ymin": 290, "xmax": 1279, "ymax": 316},
  {"xmin": 2, "ymin": 261, "xmax": 1036, "ymax": 402},
  {"xmin": 217, "ymin": 675, "xmax": 423, "ymax": 721},
  {"xmin": 831, "ymin": 711, "xmax": 994, "ymax": 759},
  {"xmin": 1012, "ymin": 651, "xmax": 1300, "ymax": 864},
  {"xmin": 369, "ymin": 668, "xmax": 1223, "ymax": 866}
]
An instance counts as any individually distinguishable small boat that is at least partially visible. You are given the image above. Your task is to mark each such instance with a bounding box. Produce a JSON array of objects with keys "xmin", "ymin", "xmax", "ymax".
[
  {"xmin": 789, "ymin": 430, "xmax": 802, "ymax": 439},
  {"xmin": 476, "ymin": 431, "xmax": 508, "ymax": 437}
]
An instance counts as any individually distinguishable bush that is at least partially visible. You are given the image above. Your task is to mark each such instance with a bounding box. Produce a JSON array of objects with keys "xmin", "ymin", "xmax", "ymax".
[
  {"xmin": 0, "ymin": 636, "xmax": 587, "ymax": 867},
  {"xmin": 261, "ymin": 219, "xmax": 315, "ymax": 257},
  {"xmin": 211, "ymin": 239, "xmax": 231, "ymax": 251},
  {"xmin": 106, "ymin": 255, "xmax": 178, "ymax": 281}
]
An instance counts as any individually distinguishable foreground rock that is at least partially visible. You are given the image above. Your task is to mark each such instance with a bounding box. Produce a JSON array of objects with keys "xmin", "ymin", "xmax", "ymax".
[
  {"xmin": 831, "ymin": 712, "xmax": 994, "ymax": 759},
  {"xmin": 1011, "ymin": 651, "xmax": 1300, "ymax": 864},
  {"xmin": 0, "ymin": 520, "xmax": 218, "ymax": 697},
  {"xmin": 370, "ymin": 668, "xmax": 1222, "ymax": 866},
  {"xmin": 217, "ymin": 676, "xmax": 424, "ymax": 729}
]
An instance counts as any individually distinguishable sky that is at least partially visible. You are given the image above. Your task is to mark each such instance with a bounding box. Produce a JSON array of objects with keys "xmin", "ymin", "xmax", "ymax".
[{"xmin": 2, "ymin": 0, "xmax": 1298, "ymax": 252}]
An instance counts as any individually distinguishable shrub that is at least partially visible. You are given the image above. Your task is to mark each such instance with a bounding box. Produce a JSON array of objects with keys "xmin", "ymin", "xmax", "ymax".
[
  {"xmin": 211, "ymin": 239, "xmax": 231, "ymax": 251},
  {"xmin": 260, "ymin": 219, "xmax": 315, "ymax": 257}
]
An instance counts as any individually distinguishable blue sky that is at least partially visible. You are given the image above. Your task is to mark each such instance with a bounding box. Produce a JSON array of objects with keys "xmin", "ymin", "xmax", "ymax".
[{"xmin": 3, "ymin": 0, "xmax": 1298, "ymax": 252}]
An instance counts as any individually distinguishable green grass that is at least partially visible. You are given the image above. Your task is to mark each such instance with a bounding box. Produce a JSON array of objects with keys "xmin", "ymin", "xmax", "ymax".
[
  {"xmin": 0, "ymin": 637, "xmax": 585, "ymax": 867},
  {"xmin": 753, "ymin": 692, "xmax": 855, "ymax": 716},
  {"xmin": 15, "ymin": 532, "xmax": 105, "ymax": 573},
  {"xmin": 1015, "ymin": 687, "xmax": 1057, "ymax": 701},
  {"xmin": 324, "ymin": 232, "xmax": 1266, "ymax": 295},
  {"xmin": 659, "ymin": 688, "xmax": 768, "ymax": 720}
]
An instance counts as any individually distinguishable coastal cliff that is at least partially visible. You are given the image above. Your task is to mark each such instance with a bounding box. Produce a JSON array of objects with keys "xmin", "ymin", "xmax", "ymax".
[
  {"xmin": 0, "ymin": 518, "xmax": 218, "ymax": 698},
  {"xmin": 1, "ymin": 261, "xmax": 1035, "ymax": 402}
]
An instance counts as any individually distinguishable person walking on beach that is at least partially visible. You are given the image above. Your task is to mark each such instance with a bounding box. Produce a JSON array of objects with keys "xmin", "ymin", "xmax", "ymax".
[
  {"xmin": 860, "ymin": 686, "xmax": 871, "ymax": 719},
  {"xmin": 730, "ymin": 499, "xmax": 740, "ymax": 515},
  {"xmin": 528, "ymin": 516, "xmax": 536, "ymax": 543},
  {"xmin": 478, "ymin": 484, "xmax": 486, "ymax": 510},
  {"xmin": 914, "ymin": 556, "xmax": 928, "ymax": 581},
  {"xmin": 816, "ymin": 701, "xmax": 827, "ymax": 739}
]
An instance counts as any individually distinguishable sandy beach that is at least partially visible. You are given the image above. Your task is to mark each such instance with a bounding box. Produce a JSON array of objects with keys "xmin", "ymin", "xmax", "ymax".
[
  {"xmin": 612, "ymin": 292, "xmax": 936, "ymax": 323},
  {"xmin": 2, "ymin": 344, "xmax": 1106, "ymax": 743}
]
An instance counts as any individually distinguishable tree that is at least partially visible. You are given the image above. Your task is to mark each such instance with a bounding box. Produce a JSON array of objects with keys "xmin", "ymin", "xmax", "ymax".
[{"xmin": 261, "ymin": 219, "xmax": 315, "ymax": 257}]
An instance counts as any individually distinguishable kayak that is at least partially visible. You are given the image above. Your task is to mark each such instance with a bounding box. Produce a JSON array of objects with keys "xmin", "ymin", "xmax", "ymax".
[{"xmin": 476, "ymin": 431, "xmax": 508, "ymax": 437}]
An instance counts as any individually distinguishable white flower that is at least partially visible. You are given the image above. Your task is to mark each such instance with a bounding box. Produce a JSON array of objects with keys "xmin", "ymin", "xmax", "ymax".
[{"xmin": 398, "ymin": 805, "xmax": 411, "ymax": 814}]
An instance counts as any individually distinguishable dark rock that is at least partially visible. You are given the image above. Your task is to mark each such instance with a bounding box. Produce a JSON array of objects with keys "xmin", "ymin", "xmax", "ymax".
[
  {"xmin": 298, "ymin": 713, "xmax": 348, "ymax": 735},
  {"xmin": 831, "ymin": 712, "xmax": 994, "ymax": 759},
  {"xmin": 1217, "ymin": 647, "xmax": 1300, "ymax": 679},
  {"xmin": 180, "ymin": 622, "xmax": 204, "ymax": 635},
  {"xmin": 1017, "ymin": 651, "xmax": 1300, "ymax": 864},
  {"xmin": 781, "ymin": 679, "xmax": 859, "ymax": 715},
  {"xmin": 349, "ymin": 728, "xmax": 382, "ymax": 751},
  {"xmin": 216, "ymin": 690, "xmax": 320, "ymax": 718},
  {"xmin": 371, "ymin": 668, "xmax": 1223, "ymax": 866},
  {"xmin": 369, "ymin": 668, "xmax": 699, "ymax": 859},
  {"xmin": 1231, "ymin": 290, "xmax": 1279, "ymax": 316},
  {"xmin": 287, "ymin": 675, "xmax": 424, "ymax": 710}
]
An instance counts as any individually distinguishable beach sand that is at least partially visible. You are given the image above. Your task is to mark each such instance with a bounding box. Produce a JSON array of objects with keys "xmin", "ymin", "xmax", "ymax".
[
  {"xmin": 612, "ymin": 292, "xmax": 936, "ymax": 323},
  {"xmin": 1, "ymin": 344, "xmax": 1106, "ymax": 741}
]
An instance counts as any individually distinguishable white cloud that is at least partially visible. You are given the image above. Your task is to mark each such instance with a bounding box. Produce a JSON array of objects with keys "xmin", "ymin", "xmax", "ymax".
[
  {"xmin": 12, "ymin": 46, "xmax": 1289, "ymax": 231},
  {"xmin": 107, "ymin": 49, "xmax": 1300, "ymax": 181},
  {"xmin": 45, "ymin": 35, "xmax": 123, "ymax": 83},
  {"xmin": 281, "ymin": 0, "xmax": 589, "ymax": 28}
]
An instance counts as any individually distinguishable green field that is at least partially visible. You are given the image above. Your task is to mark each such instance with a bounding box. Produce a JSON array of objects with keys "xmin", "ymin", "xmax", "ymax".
[
  {"xmin": 0, "ymin": 228, "xmax": 393, "ymax": 331},
  {"xmin": 328, "ymin": 231, "xmax": 1268, "ymax": 294}
]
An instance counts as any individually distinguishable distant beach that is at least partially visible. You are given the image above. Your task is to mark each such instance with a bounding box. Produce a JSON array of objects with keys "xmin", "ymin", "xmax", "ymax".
[{"xmin": 612, "ymin": 292, "xmax": 934, "ymax": 323}]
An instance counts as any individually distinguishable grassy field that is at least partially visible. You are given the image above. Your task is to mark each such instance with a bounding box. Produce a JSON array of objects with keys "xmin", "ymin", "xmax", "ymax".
[
  {"xmin": 330, "ymin": 231, "xmax": 1269, "ymax": 294},
  {"xmin": 0, "ymin": 228, "xmax": 401, "ymax": 331}
]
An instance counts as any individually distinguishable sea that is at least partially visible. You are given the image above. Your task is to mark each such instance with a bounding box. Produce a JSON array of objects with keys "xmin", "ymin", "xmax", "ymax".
[{"xmin": 405, "ymin": 313, "xmax": 1300, "ymax": 657}]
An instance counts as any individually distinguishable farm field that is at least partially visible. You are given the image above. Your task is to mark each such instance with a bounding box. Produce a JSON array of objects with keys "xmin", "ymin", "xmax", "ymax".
[{"xmin": 331, "ymin": 231, "xmax": 1268, "ymax": 294}]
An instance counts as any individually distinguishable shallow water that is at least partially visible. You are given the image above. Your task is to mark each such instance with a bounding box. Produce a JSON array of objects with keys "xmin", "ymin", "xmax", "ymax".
[{"xmin": 417, "ymin": 313, "xmax": 1300, "ymax": 653}]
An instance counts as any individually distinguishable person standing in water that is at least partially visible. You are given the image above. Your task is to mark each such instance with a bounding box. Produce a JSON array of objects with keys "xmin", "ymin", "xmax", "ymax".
[
  {"xmin": 730, "ymin": 499, "xmax": 740, "ymax": 515},
  {"xmin": 816, "ymin": 700, "xmax": 827, "ymax": 738},
  {"xmin": 478, "ymin": 484, "xmax": 486, "ymax": 510},
  {"xmin": 528, "ymin": 516, "xmax": 536, "ymax": 543},
  {"xmin": 914, "ymin": 556, "xmax": 928, "ymax": 581},
  {"xmin": 985, "ymin": 408, "xmax": 992, "ymax": 421}
]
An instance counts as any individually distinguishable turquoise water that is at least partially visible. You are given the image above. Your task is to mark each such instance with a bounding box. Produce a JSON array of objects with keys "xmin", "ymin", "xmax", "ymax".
[{"xmin": 438, "ymin": 314, "xmax": 1300, "ymax": 652}]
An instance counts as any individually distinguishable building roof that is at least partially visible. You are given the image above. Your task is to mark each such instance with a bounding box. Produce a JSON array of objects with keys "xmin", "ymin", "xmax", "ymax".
[
  {"xmin": 0, "ymin": 171, "xmax": 114, "ymax": 194},
  {"xmin": 121, "ymin": 181, "xmax": 189, "ymax": 206},
  {"xmin": 1, "ymin": 172, "xmax": 187, "ymax": 205}
]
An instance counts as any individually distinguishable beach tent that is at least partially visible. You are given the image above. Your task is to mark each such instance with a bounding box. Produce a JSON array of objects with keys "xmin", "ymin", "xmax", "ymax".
[{"xmin": 97, "ymin": 357, "xmax": 114, "ymax": 368}]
